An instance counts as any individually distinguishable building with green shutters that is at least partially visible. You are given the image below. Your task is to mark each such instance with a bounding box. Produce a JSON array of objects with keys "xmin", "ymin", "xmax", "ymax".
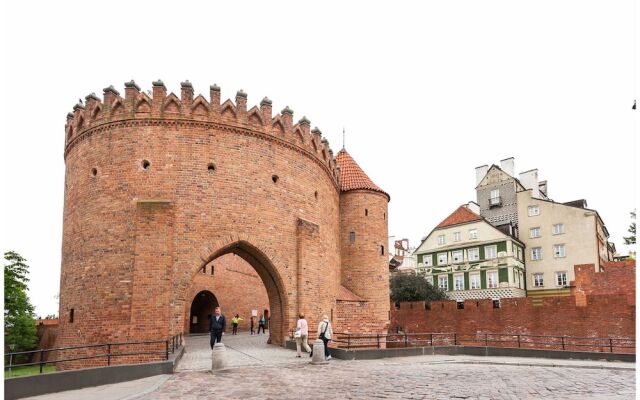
[{"xmin": 415, "ymin": 203, "xmax": 526, "ymax": 301}]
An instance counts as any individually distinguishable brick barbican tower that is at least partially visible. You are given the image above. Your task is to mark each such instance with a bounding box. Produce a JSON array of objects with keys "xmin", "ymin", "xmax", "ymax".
[{"xmin": 58, "ymin": 81, "xmax": 390, "ymax": 367}]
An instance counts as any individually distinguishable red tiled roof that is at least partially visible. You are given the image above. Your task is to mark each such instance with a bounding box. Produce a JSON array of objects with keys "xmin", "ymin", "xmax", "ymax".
[
  {"xmin": 336, "ymin": 285, "xmax": 366, "ymax": 302},
  {"xmin": 436, "ymin": 205, "xmax": 482, "ymax": 228},
  {"xmin": 336, "ymin": 149, "xmax": 389, "ymax": 199}
]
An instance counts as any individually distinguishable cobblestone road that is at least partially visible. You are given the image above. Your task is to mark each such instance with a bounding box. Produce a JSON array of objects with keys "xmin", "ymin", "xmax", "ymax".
[
  {"xmin": 151, "ymin": 349, "xmax": 635, "ymax": 400},
  {"xmin": 176, "ymin": 332, "xmax": 308, "ymax": 371}
]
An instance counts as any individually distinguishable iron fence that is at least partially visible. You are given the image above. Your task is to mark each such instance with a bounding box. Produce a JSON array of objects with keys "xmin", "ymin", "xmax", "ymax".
[{"xmin": 4, "ymin": 332, "xmax": 183, "ymax": 375}]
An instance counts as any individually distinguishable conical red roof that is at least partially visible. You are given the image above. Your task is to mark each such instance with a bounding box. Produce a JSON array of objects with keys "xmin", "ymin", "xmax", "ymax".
[
  {"xmin": 336, "ymin": 149, "xmax": 389, "ymax": 199},
  {"xmin": 436, "ymin": 205, "xmax": 482, "ymax": 228}
]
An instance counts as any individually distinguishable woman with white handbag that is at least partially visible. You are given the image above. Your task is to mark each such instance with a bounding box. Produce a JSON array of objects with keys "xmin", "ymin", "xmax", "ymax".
[{"xmin": 295, "ymin": 314, "xmax": 311, "ymax": 357}]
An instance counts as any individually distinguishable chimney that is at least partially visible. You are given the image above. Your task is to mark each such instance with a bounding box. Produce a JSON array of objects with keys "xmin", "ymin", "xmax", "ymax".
[
  {"xmin": 475, "ymin": 165, "xmax": 489, "ymax": 185},
  {"xmin": 538, "ymin": 180, "xmax": 548, "ymax": 197},
  {"xmin": 467, "ymin": 201, "xmax": 480, "ymax": 215},
  {"xmin": 500, "ymin": 157, "xmax": 515, "ymax": 177},
  {"xmin": 519, "ymin": 169, "xmax": 539, "ymax": 198}
]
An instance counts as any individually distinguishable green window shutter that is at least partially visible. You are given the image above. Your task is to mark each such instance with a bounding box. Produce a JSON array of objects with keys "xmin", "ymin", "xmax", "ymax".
[
  {"xmin": 480, "ymin": 270, "xmax": 487, "ymax": 289},
  {"xmin": 432, "ymin": 254, "xmax": 437, "ymax": 266},
  {"xmin": 497, "ymin": 241, "xmax": 507, "ymax": 253},
  {"xmin": 448, "ymin": 274, "xmax": 453, "ymax": 291},
  {"xmin": 479, "ymin": 246, "xmax": 485, "ymax": 260},
  {"xmin": 464, "ymin": 272, "xmax": 470, "ymax": 290},
  {"xmin": 498, "ymin": 267, "xmax": 509, "ymax": 283}
]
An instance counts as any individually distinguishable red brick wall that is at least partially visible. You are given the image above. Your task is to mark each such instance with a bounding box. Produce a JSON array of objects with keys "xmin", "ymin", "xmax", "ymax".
[
  {"xmin": 571, "ymin": 261, "xmax": 635, "ymax": 306},
  {"xmin": 184, "ymin": 253, "xmax": 269, "ymax": 333},
  {"xmin": 390, "ymin": 262, "xmax": 636, "ymax": 353}
]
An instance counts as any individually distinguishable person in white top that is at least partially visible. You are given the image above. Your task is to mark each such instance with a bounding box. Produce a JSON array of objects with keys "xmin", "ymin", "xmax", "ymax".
[
  {"xmin": 317, "ymin": 315, "xmax": 333, "ymax": 360},
  {"xmin": 294, "ymin": 314, "xmax": 311, "ymax": 357}
]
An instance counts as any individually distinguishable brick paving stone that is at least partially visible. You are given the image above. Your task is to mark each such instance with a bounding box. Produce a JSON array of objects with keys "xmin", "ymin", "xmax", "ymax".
[{"xmin": 144, "ymin": 351, "xmax": 635, "ymax": 400}]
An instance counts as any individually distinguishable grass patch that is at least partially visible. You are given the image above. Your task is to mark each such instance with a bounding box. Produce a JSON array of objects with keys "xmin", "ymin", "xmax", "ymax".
[{"xmin": 5, "ymin": 364, "xmax": 56, "ymax": 378}]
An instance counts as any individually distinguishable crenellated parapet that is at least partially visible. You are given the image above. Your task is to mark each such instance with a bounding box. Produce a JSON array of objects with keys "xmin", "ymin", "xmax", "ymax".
[{"xmin": 64, "ymin": 80, "xmax": 340, "ymax": 184}]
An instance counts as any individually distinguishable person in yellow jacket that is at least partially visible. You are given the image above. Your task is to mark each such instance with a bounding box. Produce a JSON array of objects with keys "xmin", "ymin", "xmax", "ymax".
[{"xmin": 231, "ymin": 314, "xmax": 243, "ymax": 335}]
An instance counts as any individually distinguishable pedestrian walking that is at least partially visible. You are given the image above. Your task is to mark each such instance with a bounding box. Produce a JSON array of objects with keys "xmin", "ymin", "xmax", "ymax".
[
  {"xmin": 294, "ymin": 314, "xmax": 311, "ymax": 357},
  {"xmin": 257, "ymin": 314, "xmax": 266, "ymax": 334},
  {"xmin": 209, "ymin": 306, "xmax": 226, "ymax": 349},
  {"xmin": 231, "ymin": 314, "xmax": 243, "ymax": 335},
  {"xmin": 317, "ymin": 315, "xmax": 333, "ymax": 360}
]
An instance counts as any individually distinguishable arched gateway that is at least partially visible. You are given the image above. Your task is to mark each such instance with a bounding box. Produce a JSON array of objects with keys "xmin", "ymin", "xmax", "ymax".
[{"xmin": 57, "ymin": 81, "xmax": 390, "ymax": 367}]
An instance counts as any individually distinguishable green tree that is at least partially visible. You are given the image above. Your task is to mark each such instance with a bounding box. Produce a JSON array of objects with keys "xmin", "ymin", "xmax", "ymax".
[
  {"xmin": 4, "ymin": 251, "xmax": 38, "ymax": 353},
  {"xmin": 623, "ymin": 210, "xmax": 635, "ymax": 245},
  {"xmin": 390, "ymin": 273, "xmax": 447, "ymax": 303}
]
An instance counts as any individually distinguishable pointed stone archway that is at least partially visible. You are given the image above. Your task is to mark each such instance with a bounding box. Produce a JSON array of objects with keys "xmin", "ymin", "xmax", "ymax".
[{"xmin": 189, "ymin": 290, "xmax": 219, "ymax": 334}]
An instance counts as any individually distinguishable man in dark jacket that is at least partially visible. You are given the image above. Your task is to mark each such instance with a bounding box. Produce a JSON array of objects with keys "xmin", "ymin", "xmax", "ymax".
[{"xmin": 209, "ymin": 306, "xmax": 226, "ymax": 349}]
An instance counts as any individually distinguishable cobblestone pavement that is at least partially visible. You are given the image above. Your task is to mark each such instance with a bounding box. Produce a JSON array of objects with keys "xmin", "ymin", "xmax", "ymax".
[
  {"xmin": 151, "ymin": 353, "xmax": 635, "ymax": 400},
  {"xmin": 176, "ymin": 332, "xmax": 309, "ymax": 371}
]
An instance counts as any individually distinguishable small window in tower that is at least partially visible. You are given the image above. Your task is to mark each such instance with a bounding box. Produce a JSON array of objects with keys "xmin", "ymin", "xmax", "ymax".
[
  {"xmin": 69, "ymin": 308, "xmax": 75, "ymax": 323},
  {"xmin": 365, "ymin": 209, "xmax": 368, "ymax": 216},
  {"xmin": 272, "ymin": 175, "xmax": 279, "ymax": 184},
  {"xmin": 349, "ymin": 232, "xmax": 355, "ymax": 243},
  {"xmin": 202, "ymin": 266, "xmax": 206, "ymax": 274},
  {"xmin": 314, "ymin": 191, "xmax": 318, "ymax": 200},
  {"xmin": 208, "ymin": 163, "xmax": 216, "ymax": 172},
  {"xmin": 91, "ymin": 168, "xmax": 97, "ymax": 176},
  {"xmin": 384, "ymin": 212, "xmax": 386, "ymax": 220},
  {"xmin": 142, "ymin": 160, "xmax": 150, "ymax": 170},
  {"xmin": 380, "ymin": 245, "xmax": 385, "ymax": 255},
  {"xmin": 211, "ymin": 265, "xmax": 215, "ymax": 275}
]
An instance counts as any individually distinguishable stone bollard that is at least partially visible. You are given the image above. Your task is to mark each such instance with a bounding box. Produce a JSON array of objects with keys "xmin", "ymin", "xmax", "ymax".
[
  {"xmin": 211, "ymin": 343, "xmax": 227, "ymax": 370},
  {"xmin": 311, "ymin": 339, "xmax": 328, "ymax": 365}
]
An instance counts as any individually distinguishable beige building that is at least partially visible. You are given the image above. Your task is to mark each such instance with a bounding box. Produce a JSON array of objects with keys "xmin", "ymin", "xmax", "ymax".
[
  {"xmin": 415, "ymin": 203, "xmax": 526, "ymax": 301},
  {"xmin": 517, "ymin": 190, "xmax": 615, "ymax": 298}
]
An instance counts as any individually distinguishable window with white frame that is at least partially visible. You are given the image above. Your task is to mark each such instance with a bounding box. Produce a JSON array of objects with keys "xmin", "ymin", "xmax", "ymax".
[
  {"xmin": 528, "ymin": 205, "xmax": 540, "ymax": 216},
  {"xmin": 437, "ymin": 235, "xmax": 445, "ymax": 245},
  {"xmin": 437, "ymin": 253, "xmax": 447, "ymax": 266},
  {"xmin": 556, "ymin": 271, "xmax": 567, "ymax": 287},
  {"xmin": 485, "ymin": 245, "xmax": 497, "ymax": 259},
  {"xmin": 487, "ymin": 270, "xmax": 498, "ymax": 288},
  {"xmin": 470, "ymin": 273, "xmax": 480, "ymax": 289},
  {"xmin": 529, "ymin": 227, "xmax": 541, "ymax": 238},
  {"xmin": 553, "ymin": 244, "xmax": 566, "ymax": 258},
  {"xmin": 423, "ymin": 255, "xmax": 432, "ymax": 267},
  {"xmin": 490, "ymin": 189, "xmax": 500, "ymax": 205},
  {"xmin": 468, "ymin": 248, "xmax": 480, "ymax": 262},
  {"xmin": 553, "ymin": 223, "xmax": 565, "ymax": 235},
  {"xmin": 453, "ymin": 232, "xmax": 461, "ymax": 242},
  {"xmin": 469, "ymin": 229, "xmax": 478, "ymax": 240},
  {"xmin": 452, "ymin": 250, "xmax": 463, "ymax": 263},
  {"xmin": 531, "ymin": 247, "xmax": 542, "ymax": 260},
  {"xmin": 454, "ymin": 275, "xmax": 464, "ymax": 291},
  {"xmin": 533, "ymin": 273, "xmax": 544, "ymax": 287},
  {"xmin": 438, "ymin": 275, "xmax": 448, "ymax": 290},
  {"xmin": 517, "ymin": 247, "xmax": 523, "ymax": 261},
  {"xmin": 519, "ymin": 271, "xmax": 524, "ymax": 288}
]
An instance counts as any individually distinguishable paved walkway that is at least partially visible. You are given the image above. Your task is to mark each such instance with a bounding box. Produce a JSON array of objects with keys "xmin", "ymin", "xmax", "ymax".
[
  {"xmin": 176, "ymin": 332, "xmax": 310, "ymax": 371},
  {"xmin": 22, "ymin": 335, "xmax": 636, "ymax": 400}
]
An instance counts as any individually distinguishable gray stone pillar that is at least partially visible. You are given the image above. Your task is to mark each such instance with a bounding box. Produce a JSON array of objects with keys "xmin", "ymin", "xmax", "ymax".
[
  {"xmin": 211, "ymin": 343, "xmax": 227, "ymax": 370},
  {"xmin": 311, "ymin": 339, "xmax": 328, "ymax": 365}
]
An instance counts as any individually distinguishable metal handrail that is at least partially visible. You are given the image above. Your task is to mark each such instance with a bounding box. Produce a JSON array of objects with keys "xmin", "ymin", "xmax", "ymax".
[
  {"xmin": 333, "ymin": 331, "xmax": 635, "ymax": 353},
  {"xmin": 4, "ymin": 332, "xmax": 184, "ymax": 375}
]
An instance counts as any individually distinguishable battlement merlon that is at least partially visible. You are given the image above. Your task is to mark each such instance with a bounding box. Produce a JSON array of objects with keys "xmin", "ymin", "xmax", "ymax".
[{"xmin": 64, "ymin": 81, "xmax": 340, "ymax": 183}]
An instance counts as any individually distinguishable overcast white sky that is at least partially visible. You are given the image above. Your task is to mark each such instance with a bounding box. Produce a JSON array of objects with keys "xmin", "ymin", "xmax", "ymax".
[{"xmin": 1, "ymin": 1, "xmax": 637, "ymax": 318}]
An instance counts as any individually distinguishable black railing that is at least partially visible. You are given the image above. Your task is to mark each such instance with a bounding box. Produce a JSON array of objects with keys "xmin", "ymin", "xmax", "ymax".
[
  {"xmin": 4, "ymin": 332, "xmax": 183, "ymax": 375},
  {"xmin": 328, "ymin": 332, "xmax": 635, "ymax": 354}
]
